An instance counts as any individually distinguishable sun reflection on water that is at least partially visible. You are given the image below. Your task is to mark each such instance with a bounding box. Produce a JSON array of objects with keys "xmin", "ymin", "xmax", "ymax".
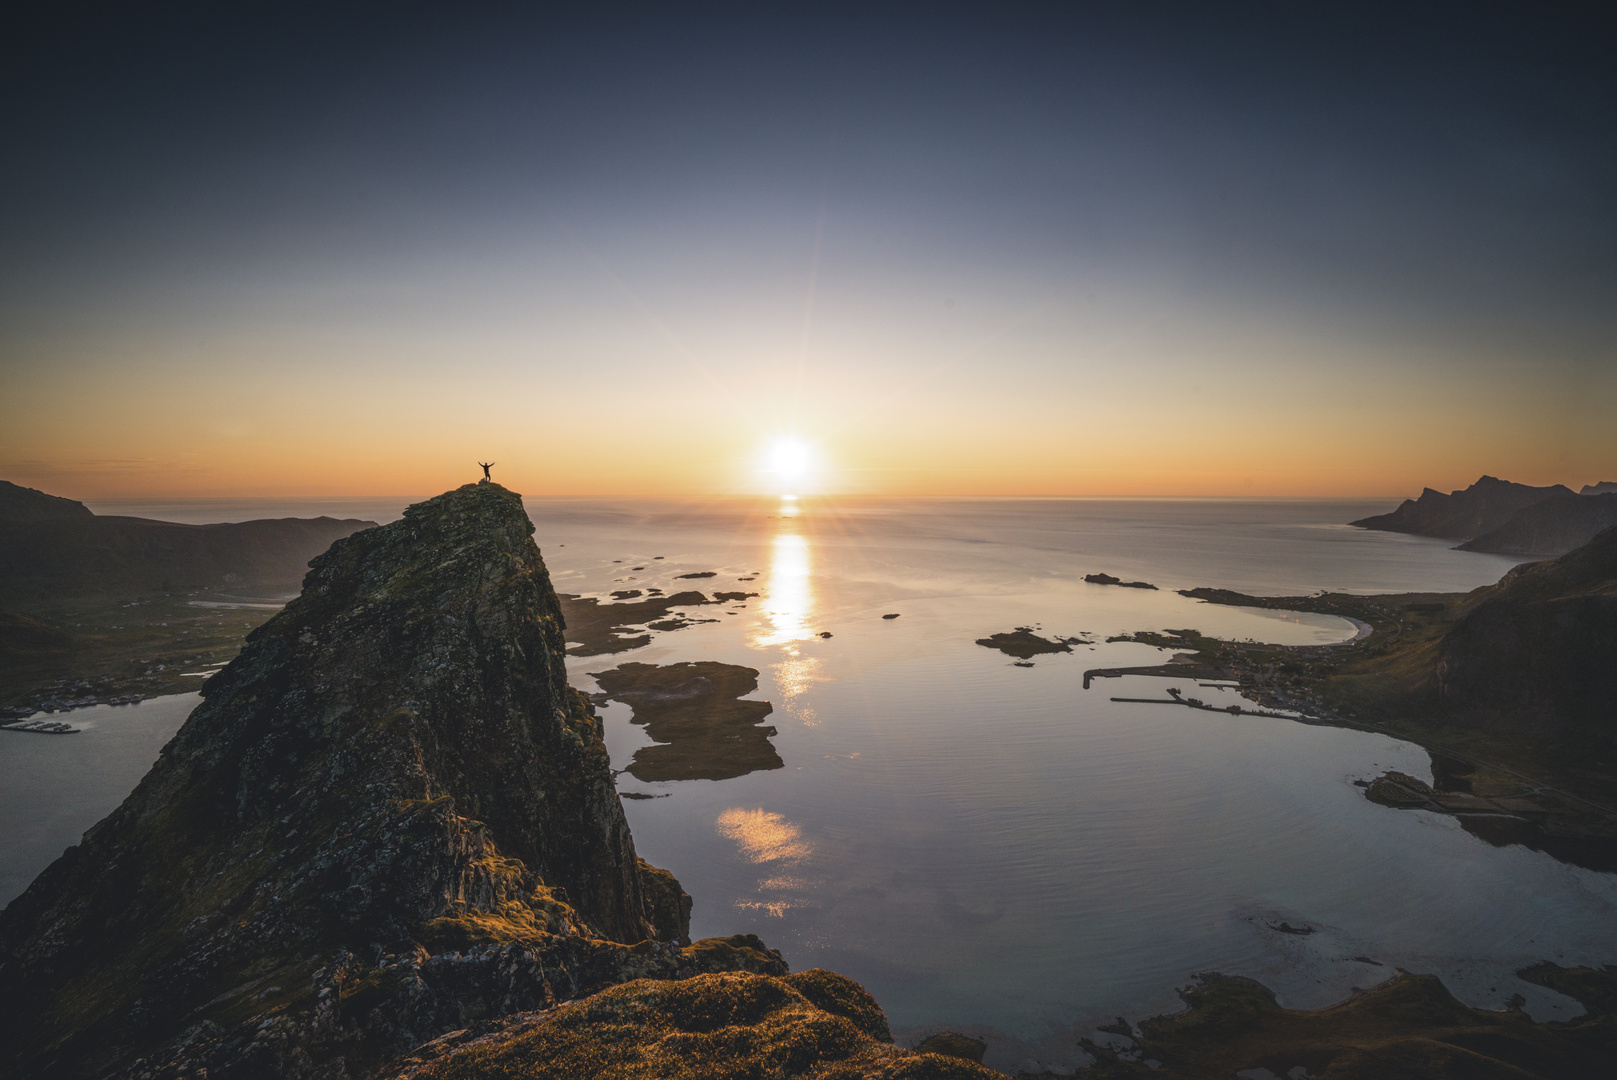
[
  {"xmin": 754, "ymin": 504, "xmax": 815, "ymax": 647},
  {"xmin": 717, "ymin": 808, "xmax": 819, "ymax": 918},
  {"xmin": 715, "ymin": 807, "xmax": 812, "ymax": 864},
  {"xmin": 772, "ymin": 653, "xmax": 829, "ymax": 725}
]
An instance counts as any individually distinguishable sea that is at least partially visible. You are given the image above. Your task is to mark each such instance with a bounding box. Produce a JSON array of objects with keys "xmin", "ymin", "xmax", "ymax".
[{"xmin": 5, "ymin": 496, "xmax": 1614, "ymax": 1072}]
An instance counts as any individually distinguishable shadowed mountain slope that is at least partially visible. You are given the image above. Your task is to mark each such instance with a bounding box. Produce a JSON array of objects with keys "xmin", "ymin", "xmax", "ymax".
[
  {"xmin": 1460, "ymin": 492, "xmax": 1617, "ymax": 557},
  {"xmin": 0, "ymin": 482, "xmax": 784, "ymax": 1080},
  {"xmin": 1435, "ymin": 525, "xmax": 1617, "ymax": 738},
  {"xmin": 1351, "ymin": 475, "xmax": 1573, "ymax": 540},
  {"xmin": 0, "ymin": 504, "xmax": 377, "ymax": 604},
  {"xmin": 0, "ymin": 481, "xmax": 95, "ymax": 524}
]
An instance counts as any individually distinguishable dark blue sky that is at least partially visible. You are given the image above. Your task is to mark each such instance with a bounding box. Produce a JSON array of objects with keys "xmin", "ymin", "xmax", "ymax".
[{"xmin": 3, "ymin": 2, "xmax": 1614, "ymax": 495}]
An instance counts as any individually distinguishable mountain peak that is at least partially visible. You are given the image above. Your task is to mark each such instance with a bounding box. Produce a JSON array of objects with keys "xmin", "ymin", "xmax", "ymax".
[
  {"xmin": 0, "ymin": 483, "xmax": 782, "ymax": 1080},
  {"xmin": 1352, "ymin": 477, "xmax": 1573, "ymax": 540}
]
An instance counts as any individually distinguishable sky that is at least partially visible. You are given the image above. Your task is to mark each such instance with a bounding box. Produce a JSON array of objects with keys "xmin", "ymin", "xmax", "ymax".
[{"xmin": 2, "ymin": 1, "xmax": 1614, "ymax": 499}]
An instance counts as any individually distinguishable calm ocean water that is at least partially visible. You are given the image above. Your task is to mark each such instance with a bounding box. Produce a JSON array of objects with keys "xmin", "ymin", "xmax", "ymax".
[{"xmin": 6, "ymin": 497, "xmax": 1614, "ymax": 1072}]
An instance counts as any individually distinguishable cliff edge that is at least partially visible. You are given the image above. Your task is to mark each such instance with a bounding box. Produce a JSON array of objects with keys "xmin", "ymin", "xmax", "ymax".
[{"xmin": 0, "ymin": 483, "xmax": 785, "ymax": 1080}]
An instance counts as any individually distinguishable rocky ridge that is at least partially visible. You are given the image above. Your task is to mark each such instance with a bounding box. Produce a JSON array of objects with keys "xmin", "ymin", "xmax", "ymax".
[
  {"xmin": 1350, "ymin": 475, "xmax": 1573, "ymax": 541},
  {"xmin": 1351, "ymin": 475, "xmax": 1617, "ymax": 558},
  {"xmin": 0, "ymin": 483, "xmax": 791, "ymax": 1080}
]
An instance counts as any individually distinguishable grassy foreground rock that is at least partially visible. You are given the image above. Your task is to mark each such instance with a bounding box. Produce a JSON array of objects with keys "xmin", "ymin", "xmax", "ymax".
[{"xmin": 381, "ymin": 971, "xmax": 997, "ymax": 1080}]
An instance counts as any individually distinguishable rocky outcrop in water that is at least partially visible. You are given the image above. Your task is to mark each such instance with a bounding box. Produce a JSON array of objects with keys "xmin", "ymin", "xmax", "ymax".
[{"xmin": 0, "ymin": 483, "xmax": 786, "ymax": 1080}]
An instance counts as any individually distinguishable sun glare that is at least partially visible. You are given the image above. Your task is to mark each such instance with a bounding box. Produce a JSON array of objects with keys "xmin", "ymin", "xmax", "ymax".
[{"xmin": 762, "ymin": 437, "xmax": 817, "ymax": 496}]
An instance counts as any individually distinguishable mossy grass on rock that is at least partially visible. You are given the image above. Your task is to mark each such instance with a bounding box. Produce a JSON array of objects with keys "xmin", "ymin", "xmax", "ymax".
[
  {"xmin": 379, "ymin": 971, "xmax": 996, "ymax": 1080},
  {"xmin": 0, "ymin": 482, "xmax": 783, "ymax": 1080}
]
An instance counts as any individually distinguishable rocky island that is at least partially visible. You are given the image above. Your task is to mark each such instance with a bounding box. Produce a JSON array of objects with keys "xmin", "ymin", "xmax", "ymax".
[{"xmin": 0, "ymin": 483, "xmax": 995, "ymax": 1080}]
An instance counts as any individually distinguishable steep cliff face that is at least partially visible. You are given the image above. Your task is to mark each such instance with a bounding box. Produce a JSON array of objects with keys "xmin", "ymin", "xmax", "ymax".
[
  {"xmin": 0, "ymin": 483, "xmax": 783, "ymax": 1080},
  {"xmin": 1435, "ymin": 526, "xmax": 1617, "ymax": 739}
]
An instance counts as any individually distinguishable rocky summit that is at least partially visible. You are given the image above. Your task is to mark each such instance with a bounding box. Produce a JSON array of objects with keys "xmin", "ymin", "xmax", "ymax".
[{"xmin": 0, "ymin": 483, "xmax": 792, "ymax": 1080}]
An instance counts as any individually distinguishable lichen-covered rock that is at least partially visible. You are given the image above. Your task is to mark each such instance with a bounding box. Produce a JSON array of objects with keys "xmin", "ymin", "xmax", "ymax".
[
  {"xmin": 376, "ymin": 971, "xmax": 1000, "ymax": 1080},
  {"xmin": 0, "ymin": 482, "xmax": 782, "ymax": 1080}
]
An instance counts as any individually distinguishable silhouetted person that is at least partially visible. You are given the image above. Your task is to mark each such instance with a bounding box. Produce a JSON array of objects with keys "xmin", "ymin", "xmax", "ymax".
[{"xmin": 478, "ymin": 461, "xmax": 495, "ymax": 481}]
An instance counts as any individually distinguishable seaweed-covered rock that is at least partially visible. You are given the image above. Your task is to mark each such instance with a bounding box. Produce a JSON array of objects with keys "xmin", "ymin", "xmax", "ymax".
[{"xmin": 0, "ymin": 482, "xmax": 781, "ymax": 1080}]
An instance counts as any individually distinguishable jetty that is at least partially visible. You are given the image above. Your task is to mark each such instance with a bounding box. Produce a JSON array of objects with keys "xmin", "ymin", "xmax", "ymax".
[
  {"xmin": 2, "ymin": 718, "xmax": 79, "ymax": 734},
  {"xmin": 1107, "ymin": 685, "xmax": 1298, "ymax": 721}
]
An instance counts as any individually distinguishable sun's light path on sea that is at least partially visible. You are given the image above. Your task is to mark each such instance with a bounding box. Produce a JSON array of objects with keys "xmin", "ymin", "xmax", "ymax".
[
  {"xmin": 720, "ymin": 496, "xmax": 827, "ymax": 919},
  {"xmin": 749, "ymin": 490, "xmax": 830, "ymax": 732},
  {"xmin": 757, "ymin": 523, "xmax": 812, "ymax": 648}
]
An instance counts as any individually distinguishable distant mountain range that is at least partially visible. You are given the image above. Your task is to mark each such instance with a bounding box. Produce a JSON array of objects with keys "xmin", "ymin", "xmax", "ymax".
[
  {"xmin": 0, "ymin": 481, "xmax": 377, "ymax": 604},
  {"xmin": 1352, "ymin": 476, "xmax": 1617, "ymax": 557}
]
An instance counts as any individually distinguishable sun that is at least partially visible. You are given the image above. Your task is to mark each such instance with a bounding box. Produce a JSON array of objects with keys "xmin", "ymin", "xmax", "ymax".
[{"xmin": 762, "ymin": 437, "xmax": 817, "ymax": 496}]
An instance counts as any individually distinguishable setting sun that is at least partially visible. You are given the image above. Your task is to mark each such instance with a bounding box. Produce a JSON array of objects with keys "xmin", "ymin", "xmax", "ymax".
[{"xmin": 761, "ymin": 437, "xmax": 818, "ymax": 496}]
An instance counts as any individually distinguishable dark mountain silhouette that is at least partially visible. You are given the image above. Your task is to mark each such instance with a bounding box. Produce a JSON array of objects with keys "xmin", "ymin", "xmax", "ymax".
[
  {"xmin": 1351, "ymin": 475, "xmax": 1573, "ymax": 540},
  {"xmin": 0, "ymin": 480, "xmax": 95, "ymax": 524},
  {"xmin": 1460, "ymin": 493, "xmax": 1617, "ymax": 557},
  {"xmin": 0, "ymin": 482, "xmax": 375, "ymax": 604}
]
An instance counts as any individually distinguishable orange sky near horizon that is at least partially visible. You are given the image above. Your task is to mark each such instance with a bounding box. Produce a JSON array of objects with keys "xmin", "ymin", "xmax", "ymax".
[
  {"xmin": 2, "ymin": 325, "xmax": 1610, "ymax": 503},
  {"xmin": 3, "ymin": 284, "xmax": 1613, "ymax": 503},
  {"xmin": 5, "ymin": 7, "xmax": 1614, "ymax": 505},
  {"xmin": 4, "ymin": 280, "xmax": 1613, "ymax": 502}
]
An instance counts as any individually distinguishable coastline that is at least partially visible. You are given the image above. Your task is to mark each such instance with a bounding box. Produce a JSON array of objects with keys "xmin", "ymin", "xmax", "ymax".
[{"xmin": 1087, "ymin": 588, "xmax": 1617, "ymax": 872}]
